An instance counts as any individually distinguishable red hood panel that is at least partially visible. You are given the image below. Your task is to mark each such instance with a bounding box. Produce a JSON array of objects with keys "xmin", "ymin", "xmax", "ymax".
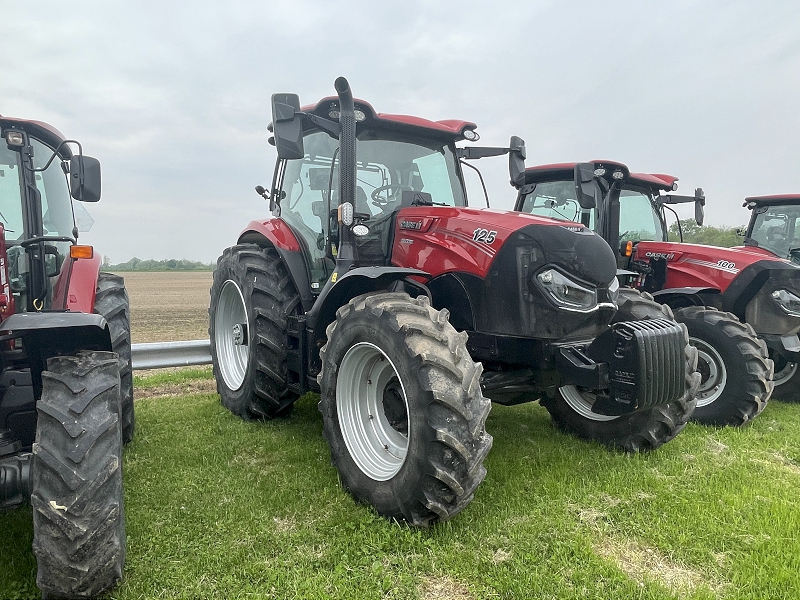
[
  {"xmin": 392, "ymin": 206, "xmax": 582, "ymax": 278},
  {"xmin": 634, "ymin": 241, "xmax": 785, "ymax": 292}
]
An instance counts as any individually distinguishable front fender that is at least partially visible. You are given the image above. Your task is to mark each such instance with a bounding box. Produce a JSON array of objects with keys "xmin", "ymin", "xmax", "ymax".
[
  {"xmin": 1, "ymin": 312, "xmax": 112, "ymax": 354},
  {"xmin": 307, "ymin": 266, "xmax": 430, "ymax": 343},
  {"xmin": 651, "ymin": 286, "xmax": 720, "ymax": 308}
]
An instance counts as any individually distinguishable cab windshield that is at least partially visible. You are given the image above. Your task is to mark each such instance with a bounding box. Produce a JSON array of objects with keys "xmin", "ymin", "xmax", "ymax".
[
  {"xmin": 277, "ymin": 129, "xmax": 465, "ymax": 288},
  {"xmin": 0, "ymin": 134, "xmax": 76, "ymax": 310},
  {"xmin": 748, "ymin": 204, "xmax": 800, "ymax": 262}
]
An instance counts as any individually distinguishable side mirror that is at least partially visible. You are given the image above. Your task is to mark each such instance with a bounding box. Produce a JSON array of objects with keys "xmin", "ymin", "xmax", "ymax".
[
  {"xmin": 271, "ymin": 93, "xmax": 304, "ymax": 160},
  {"xmin": 70, "ymin": 155, "xmax": 101, "ymax": 202},
  {"xmin": 573, "ymin": 163, "xmax": 596, "ymax": 209},
  {"xmin": 508, "ymin": 136, "xmax": 526, "ymax": 187},
  {"xmin": 694, "ymin": 187, "xmax": 705, "ymax": 226}
]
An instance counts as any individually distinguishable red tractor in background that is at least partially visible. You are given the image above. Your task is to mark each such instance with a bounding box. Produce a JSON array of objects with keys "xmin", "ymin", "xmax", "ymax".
[
  {"xmin": 739, "ymin": 194, "xmax": 800, "ymax": 396},
  {"xmin": 209, "ymin": 78, "xmax": 699, "ymax": 528},
  {"xmin": 512, "ymin": 161, "xmax": 780, "ymax": 426},
  {"xmin": 0, "ymin": 115, "xmax": 132, "ymax": 597}
]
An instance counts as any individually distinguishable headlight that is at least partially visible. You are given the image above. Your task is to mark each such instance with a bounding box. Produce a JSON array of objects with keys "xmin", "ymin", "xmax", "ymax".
[
  {"xmin": 536, "ymin": 268, "xmax": 598, "ymax": 311},
  {"xmin": 608, "ymin": 276, "xmax": 620, "ymax": 304},
  {"xmin": 771, "ymin": 289, "xmax": 800, "ymax": 317}
]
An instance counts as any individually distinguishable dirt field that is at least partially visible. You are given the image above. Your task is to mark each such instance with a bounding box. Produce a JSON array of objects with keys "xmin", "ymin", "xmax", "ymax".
[{"xmin": 118, "ymin": 271, "xmax": 213, "ymax": 343}]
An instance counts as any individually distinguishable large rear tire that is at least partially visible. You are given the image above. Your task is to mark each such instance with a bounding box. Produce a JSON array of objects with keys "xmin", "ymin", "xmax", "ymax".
[
  {"xmin": 542, "ymin": 289, "xmax": 700, "ymax": 452},
  {"xmin": 209, "ymin": 244, "xmax": 301, "ymax": 419},
  {"xmin": 674, "ymin": 307, "xmax": 773, "ymax": 425},
  {"xmin": 95, "ymin": 272, "xmax": 135, "ymax": 444},
  {"xmin": 31, "ymin": 351, "xmax": 125, "ymax": 599},
  {"xmin": 318, "ymin": 292, "xmax": 492, "ymax": 526}
]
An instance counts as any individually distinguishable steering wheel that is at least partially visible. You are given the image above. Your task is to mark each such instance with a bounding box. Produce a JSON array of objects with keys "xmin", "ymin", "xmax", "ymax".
[{"xmin": 371, "ymin": 184, "xmax": 413, "ymax": 207}]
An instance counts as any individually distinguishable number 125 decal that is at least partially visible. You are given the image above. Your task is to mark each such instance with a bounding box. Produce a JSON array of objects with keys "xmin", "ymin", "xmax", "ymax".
[{"xmin": 472, "ymin": 228, "xmax": 497, "ymax": 244}]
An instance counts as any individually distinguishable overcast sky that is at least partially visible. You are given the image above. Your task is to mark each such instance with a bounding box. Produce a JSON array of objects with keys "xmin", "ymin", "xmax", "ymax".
[{"xmin": 2, "ymin": 0, "xmax": 798, "ymax": 263}]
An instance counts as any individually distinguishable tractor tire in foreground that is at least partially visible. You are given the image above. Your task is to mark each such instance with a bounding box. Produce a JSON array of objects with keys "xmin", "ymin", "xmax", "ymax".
[
  {"xmin": 318, "ymin": 292, "xmax": 492, "ymax": 526},
  {"xmin": 771, "ymin": 352, "xmax": 800, "ymax": 401},
  {"xmin": 209, "ymin": 244, "xmax": 301, "ymax": 419},
  {"xmin": 674, "ymin": 306, "xmax": 773, "ymax": 426},
  {"xmin": 95, "ymin": 272, "xmax": 135, "ymax": 444},
  {"xmin": 31, "ymin": 351, "xmax": 125, "ymax": 599},
  {"xmin": 542, "ymin": 289, "xmax": 701, "ymax": 452}
]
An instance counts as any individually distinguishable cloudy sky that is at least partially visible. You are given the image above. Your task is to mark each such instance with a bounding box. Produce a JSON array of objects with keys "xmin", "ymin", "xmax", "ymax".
[{"xmin": 2, "ymin": 1, "xmax": 798, "ymax": 263}]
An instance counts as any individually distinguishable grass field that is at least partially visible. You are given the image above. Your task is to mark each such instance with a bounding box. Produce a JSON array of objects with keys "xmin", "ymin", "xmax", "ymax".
[
  {"xmin": 2, "ymin": 272, "xmax": 800, "ymax": 598},
  {"xmin": 2, "ymin": 366, "xmax": 800, "ymax": 599}
]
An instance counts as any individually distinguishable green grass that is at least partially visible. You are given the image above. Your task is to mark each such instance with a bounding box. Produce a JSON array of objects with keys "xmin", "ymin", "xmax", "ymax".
[{"xmin": 3, "ymin": 370, "xmax": 800, "ymax": 599}]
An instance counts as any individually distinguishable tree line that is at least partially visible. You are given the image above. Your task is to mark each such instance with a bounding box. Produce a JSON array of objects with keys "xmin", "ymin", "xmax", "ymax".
[
  {"xmin": 667, "ymin": 220, "xmax": 745, "ymax": 248},
  {"xmin": 103, "ymin": 257, "xmax": 214, "ymax": 271}
]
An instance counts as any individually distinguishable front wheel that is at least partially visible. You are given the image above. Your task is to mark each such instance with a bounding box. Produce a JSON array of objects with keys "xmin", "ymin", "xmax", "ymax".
[
  {"xmin": 674, "ymin": 307, "xmax": 773, "ymax": 425},
  {"xmin": 31, "ymin": 351, "xmax": 125, "ymax": 599},
  {"xmin": 542, "ymin": 289, "xmax": 700, "ymax": 452},
  {"xmin": 318, "ymin": 292, "xmax": 492, "ymax": 526}
]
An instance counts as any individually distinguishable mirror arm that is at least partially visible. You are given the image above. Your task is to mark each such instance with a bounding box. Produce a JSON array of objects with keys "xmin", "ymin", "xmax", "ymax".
[
  {"xmin": 304, "ymin": 113, "xmax": 340, "ymax": 138},
  {"xmin": 32, "ymin": 139, "xmax": 82, "ymax": 173},
  {"xmin": 456, "ymin": 146, "xmax": 511, "ymax": 160}
]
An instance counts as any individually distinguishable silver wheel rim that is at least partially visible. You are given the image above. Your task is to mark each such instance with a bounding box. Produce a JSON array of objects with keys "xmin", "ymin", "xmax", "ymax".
[
  {"xmin": 692, "ymin": 336, "xmax": 727, "ymax": 407},
  {"xmin": 560, "ymin": 385, "xmax": 620, "ymax": 422},
  {"xmin": 215, "ymin": 279, "xmax": 249, "ymax": 391},
  {"xmin": 337, "ymin": 342, "xmax": 410, "ymax": 481},
  {"xmin": 774, "ymin": 359, "xmax": 798, "ymax": 386}
]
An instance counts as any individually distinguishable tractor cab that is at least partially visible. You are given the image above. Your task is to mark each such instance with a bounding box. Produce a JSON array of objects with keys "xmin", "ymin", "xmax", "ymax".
[
  {"xmin": 0, "ymin": 116, "xmax": 100, "ymax": 315},
  {"xmin": 743, "ymin": 195, "xmax": 800, "ymax": 264},
  {"xmin": 513, "ymin": 161, "xmax": 704, "ymax": 270},
  {"xmin": 264, "ymin": 96, "xmax": 475, "ymax": 293}
]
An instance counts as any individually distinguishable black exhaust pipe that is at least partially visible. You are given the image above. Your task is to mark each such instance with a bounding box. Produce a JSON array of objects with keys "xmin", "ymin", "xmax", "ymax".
[
  {"xmin": 334, "ymin": 77, "xmax": 357, "ymax": 264},
  {"xmin": 335, "ymin": 77, "xmax": 356, "ymax": 212}
]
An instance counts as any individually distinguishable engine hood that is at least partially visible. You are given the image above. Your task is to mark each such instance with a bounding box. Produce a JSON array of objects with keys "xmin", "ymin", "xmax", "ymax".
[
  {"xmin": 634, "ymin": 241, "xmax": 795, "ymax": 293},
  {"xmin": 392, "ymin": 206, "xmax": 616, "ymax": 284}
]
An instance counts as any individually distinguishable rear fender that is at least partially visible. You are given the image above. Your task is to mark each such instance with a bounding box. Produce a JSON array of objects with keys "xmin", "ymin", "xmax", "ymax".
[
  {"xmin": 62, "ymin": 253, "xmax": 101, "ymax": 313},
  {"xmin": 238, "ymin": 220, "xmax": 314, "ymax": 312}
]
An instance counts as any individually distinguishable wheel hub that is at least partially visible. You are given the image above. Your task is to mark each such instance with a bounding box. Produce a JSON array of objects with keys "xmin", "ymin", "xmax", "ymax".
[
  {"xmin": 691, "ymin": 337, "xmax": 727, "ymax": 407},
  {"xmin": 214, "ymin": 280, "xmax": 249, "ymax": 391},
  {"xmin": 336, "ymin": 342, "xmax": 410, "ymax": 481},
  {"xmin": 773, "ymin": 355, "xmax": 798, "ymax": 386},
  {"xmin": 232, "ymin": 323, "xmax": 248, "ymax": 346}
]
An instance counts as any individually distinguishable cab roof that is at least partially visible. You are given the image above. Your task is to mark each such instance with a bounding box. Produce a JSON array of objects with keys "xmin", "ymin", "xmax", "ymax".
[
  {"xmin": 0, "ymin": 114, "xmax": 72, "ymax": 158},
  {"xmin": 743, "ymin": 194, "xmax": 800, "ymax": 208},
  {"xmin": 297, "ymin": 96, "xmax": 478, "ymax": 142},
  {"xmin": 523, "ymin": 161, "xmax": 678, "ymax": 191}
]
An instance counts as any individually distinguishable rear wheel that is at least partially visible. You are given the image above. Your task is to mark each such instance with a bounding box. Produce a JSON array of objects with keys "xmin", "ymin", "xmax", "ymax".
[
  {"xmin": 31, "ymin": 351, "xmax": 125, "ymax": 599},
  {"xmin": 318, "ymin": 292, "xmax": 492, "ymax": 526},
  {"xmin": 95, "ymin": 272, "xmax": 134, "ymax": 444},
  {"xmin": 674, "ymin": 307, "xmax": 773, "ymax": 425},
  {"xmin": 209, "ymin": 244, "xmax": 301, "ymax": 419},
  {"xmin": 542, "ymin": 289, "xmax": 700, "ymax": 452}
]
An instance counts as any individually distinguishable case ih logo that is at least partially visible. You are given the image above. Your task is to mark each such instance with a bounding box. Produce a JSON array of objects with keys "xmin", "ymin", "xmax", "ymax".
[
  {"xmin": 645, "ymin": 251, "xmax": 675, "ymax": 260},
  {"xmin": 400, "ymin": 220, "xmax": 423, "ymax": 230}
]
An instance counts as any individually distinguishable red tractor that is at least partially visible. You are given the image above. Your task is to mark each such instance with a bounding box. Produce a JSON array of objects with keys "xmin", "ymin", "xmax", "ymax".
[
  {"xmin": 0, "ymin": 115, "xmax": 132, "ymax": 597},
  {"xmin": 512, "ymin": 160, "xmax": 779, "ymax": 426},
  {"xmin": 209, "ymin": 78, "xmax": 699, "ymax": 527},
  {"xmin": 739, "ymin": 194, "xmax": 800, "ymax": 396}
]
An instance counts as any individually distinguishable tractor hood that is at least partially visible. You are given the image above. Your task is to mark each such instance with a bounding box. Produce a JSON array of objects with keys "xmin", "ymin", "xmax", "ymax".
[
  {"xmin": 634, "ymin": 240, "xmax": 797, "ymax": 293},
  {"xmin": 392, "ymin": 206, "xmax": 617, "ymax": 285}
]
